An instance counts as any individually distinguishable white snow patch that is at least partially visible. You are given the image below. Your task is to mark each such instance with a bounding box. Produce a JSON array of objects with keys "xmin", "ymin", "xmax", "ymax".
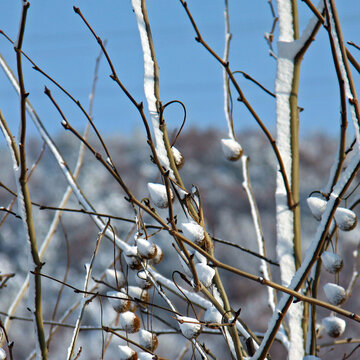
[
  {"xmin": 334, "ymin": 207, "xmax": 357, "ymax": 231},
  {"xmin": 323, "ymin": 283, "xmax": 345, "ymax": 305},
  {"xmin": 119, "ymin": 311, "xmax": 140, "ymax": 333},
  {"xmin": 195, "ymin": 262, "xmax": 215, "ymax": 288},
  {"xmin": 307, "ymin": 197, "xmax": 327, "ymax": 221},
  {"xmin": 107, "ymin": 291, "xmax": 130, "ymax": 313},
  {"xmin": 125, "ymin": 286, "xmax": 148, "ymax": 302},
  {"xmin": 139, "ymin": 329, "xmax": 158, "ymax": 351},
  {"xmin": 322, "ymin": 316, "xmax": 346, "ymax": 338},
  {"xmin": 204, "ymin": 305, "xmax": 223, "ymax": 325},
  {"xmin": 277, "ymin": 0, "xmax": 294, "ymax": 42},
  {"xmin": 136, "ymin": 238, "xmax": 157, "ymax": 259},
  {"xmin": 105, "ymin": 268, "xmax": 125, "ymax": 288},
  {"xmin": 182, "ymin": 222, "xmax": 205, "ymax": 245},
  {"xmin": 221, "ymin": 138, "xmax": 243, "ymax": 161},
  {"xmin": 124, "ymin": 246, "xmax": 141, "ymax": 269},
  {"xmin": 147, "ymin": 182, "xmax": 173, "ymax": 208},
  {"xmin": 321, "ymin": 251, "xmax": 343, "ymax": 274},
  {"xmin": 118, "ymin": 345, "xmax": 137, "ymax": 360},
  {"xmin": 177, "ymin": 316, "xmax": 202, "ymax": 339},
  {"xmin": 171, "ymin": 146, "xmax": 184, "ymax": 168},
  {"xmin": 138, "ymin": 352, "xmax": 154, "ymax": 360},
  {"xmin": 0, "ymin": 348, "xmax": 6, "ymax": 360}
]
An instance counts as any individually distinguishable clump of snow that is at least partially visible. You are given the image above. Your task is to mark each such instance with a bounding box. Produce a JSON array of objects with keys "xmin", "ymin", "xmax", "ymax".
[
  {"xmin": 321, "ymin": 251, "xmax": 343, "ymax": 274},
  {"xmin": 147, "ymin": 183, "xmax": 173, "ymax": 208},
  {"xmin": 195, "ymin": 262, "xmax": 215, "ymax": 287},
  {"xmin": 105, "ymin": 268, "xmax": 125, "ymax": 289},
  {"xmin": 149, "ymin": 244, "xmax": 163, "ymax": 264},
  {"xmin": 119, "ymin": 311, "xmax": 141, "ymax": 333},
  {"xmin": 126, "ymin": 286, "xmax": 150, "ymax": 303},
  {"xmin": 323, "ymin": 283, "xmax": 346, "ymax": 306},
  {"xmin": 138, "ymin": 352, "xmax": 154, "ymax": 360},
  {"xmin": 171, "ymin": 146, "xmax": 184, "ymax": 169},
  {"xmin": 173, "ymin": 183, "xmax": 188, "ymax": 200},
  {"xmin": 0, "ymin": 348, "xmax": 6, "ymax": 360},
  {"xmin": 136, "ymin": 238, "xmax": 157, "ymax": 260},
  {"xmin": 303, "ymin": 356, "xmax": 322, "ymax": 360},
  {"xmin": 204, "ymin": 305, "xmax": 222, "ymax": 325},
  {"xmin": 194, "ymin": 251, "xmax": 207, "ymax": 264},
  {"xmin": 334, "ymin": 207, "xmax": 357, "ymax": 231},
  {"xmin": 322, "ymin": 316, "xmax": 346, "ymax": 338},
  {"xmin": 125, "ymin": 246, "xmax": 141, "ymax": 270},
  {"xmin": 118, "ymin": 345, "xmax": 137, "ymax": 360},
  {"xmin": 221, "ymin": 138, "xmax": 243, "ymax": 161},
  {"xmin": 182, "ymin": 222, "xmax": 205, "ymax": 246},
  {"xmin": 107, "ymin": 291, "xmax": 131, "ymax": 313},
  {"xmin": 307, "ymin": 196, "xmax": 327, "ymax": 221},
  {"xmin": 177, "ymin": 316, "xmax": 202, "ymax": 339},
  {"xmin": 139, "ymin": 329, "xmax": 158, "ymax": 351},
  {"xmin": 135, "ymin": 270, "xmax": 153, "ymax": 290}
]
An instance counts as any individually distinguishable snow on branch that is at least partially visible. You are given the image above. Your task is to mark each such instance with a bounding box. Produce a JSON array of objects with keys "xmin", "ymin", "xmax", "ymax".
[
  {"xmin": 274, "ymin": 0, "xmax": 304, "ymax": 357},
  {"xmin": 241, "ymin": 156, "xmax": 276, "ymax": 313},
  {"xmin": 222, "ymin": 0, "xmax": 235, "ymax": 141},
  {"xmin": 131, "ymin": 0, "xmax": 170, "ymax": 170}
]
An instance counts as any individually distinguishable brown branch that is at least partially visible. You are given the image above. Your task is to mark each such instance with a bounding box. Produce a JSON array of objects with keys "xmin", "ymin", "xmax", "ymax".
[
  {"xmin": 348, "ymin": 41, "xmax": 360, "ymax": 51},
  {"xmin": 212, "ymin": 236, "xmax": 279, "ymax": 266},
  {"xmin": 326, "ymin": 0, "xmax": 360, "ymax": 128},
  {"xmin": 233, "ymin": 71, "xmax": 275, "ymax": 98},
  {"xmin": 323, "ymin": 2, "xmax": 347, "ymax": 192},
  {"xmin": 14, "ymin": 1, "xmax": 48, "ymax": 358}
]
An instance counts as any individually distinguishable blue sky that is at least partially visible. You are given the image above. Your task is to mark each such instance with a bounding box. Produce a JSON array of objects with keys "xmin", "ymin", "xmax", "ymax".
[{"xmin": 0, "ymin": 1, "xmax": 359, "ymax": 142}]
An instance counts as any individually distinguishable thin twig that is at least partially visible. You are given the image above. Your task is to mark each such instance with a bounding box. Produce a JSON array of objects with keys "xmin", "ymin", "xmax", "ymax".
[
  {"xmin": 211, "ymin": 236, "xmax": 279, "ymax": 266},
  {"xmin": 14, "ymin": 2, "xmax": 48, "ymax": 358}
]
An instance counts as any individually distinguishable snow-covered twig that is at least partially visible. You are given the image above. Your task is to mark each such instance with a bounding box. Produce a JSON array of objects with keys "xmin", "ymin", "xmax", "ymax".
[
  {"xmin": 241, "ymin": 156, "xmax": 276, "ymax": 312},
  {"xmin": 222, "ymin": 0, "xmax": 235, "ymax": 140},
  {"xmin": 131, "ymin": 0, "xmax": 171, "ymax": 170}
]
